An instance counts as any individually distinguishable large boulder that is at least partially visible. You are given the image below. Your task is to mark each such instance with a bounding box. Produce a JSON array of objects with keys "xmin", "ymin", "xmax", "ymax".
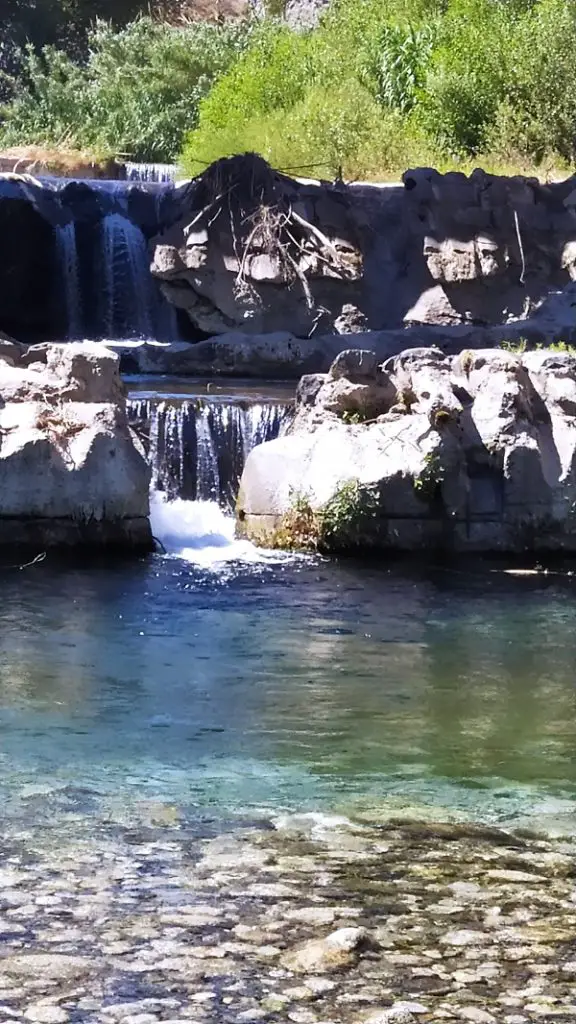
[
  {"xmin": 0, "ymin": 342, "xmax": 152, "ymax": 549},
  {"xmin": 237, "ymin": 344, "xmax": 576, "ymax": 554}
]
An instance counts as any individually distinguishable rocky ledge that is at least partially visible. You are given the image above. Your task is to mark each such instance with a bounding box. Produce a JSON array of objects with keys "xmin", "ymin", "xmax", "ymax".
[
  {"xmin": 238, "ymin": 345, "xmax": 576, "ymax": 553},
  {"xmin": 0, "ymin": 339, "xmax": 152, "ymax": 549}
]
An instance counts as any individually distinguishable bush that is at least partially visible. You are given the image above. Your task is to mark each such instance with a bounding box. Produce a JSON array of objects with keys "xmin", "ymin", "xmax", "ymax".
[
  {"xmin": 487, "ymin": 0, "xmax": 576, "ymax": 163},
  {"xmin": 182, "ymin": 0, "xmax": 444, "ymax": 177},
  {"xmin": 415, "ymin": 0, "xmax": 524, "ymax": 156},
  {"xmin": 0, "ymin": 16, "xmax": 254, "ymax": 161}
]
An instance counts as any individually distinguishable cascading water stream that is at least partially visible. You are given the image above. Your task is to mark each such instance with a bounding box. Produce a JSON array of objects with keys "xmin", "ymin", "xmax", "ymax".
[
  {"xmin": 129, "ymin": 394, "xmax": 294, "ymax": 565},
  {"xmin": 51, "ymin": 177, "xmax": 178, "ymax": 340},
  {"xmin": 128, "ymin": 396, "xmax": 293, "ymax": 509},
  {"xmin": 56, "ymin": 222, "xmax": 82, "ymax": 339},
  {"xmin": 125, "ymin": 162, "xmax": 180, "ymax": 183},
  {"xmin": 100, "ymin": 214, "xmax": 157, "ymax": 338}
]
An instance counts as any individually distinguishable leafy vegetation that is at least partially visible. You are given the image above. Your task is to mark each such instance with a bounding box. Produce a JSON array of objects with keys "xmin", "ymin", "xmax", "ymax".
[
  {"xmin": 0, "ymin": 16, "xmax": 253, "ymax": 161},
  {"xmin": 3, "ymin": 0, "xmax": 576, "ymax": 175},
  {"xmin": 270, "ymin": 480, "xmax": 381, "ymax": 552},
  {"xmin": 183, "ymin": 0, "xmax": 576, "ymax": 179}
]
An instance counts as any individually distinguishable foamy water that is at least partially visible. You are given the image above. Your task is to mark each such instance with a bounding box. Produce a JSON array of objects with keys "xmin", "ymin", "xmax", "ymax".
[{"xmin": 150, "ymin": 494, "xmax": 296, "ymax": 568}]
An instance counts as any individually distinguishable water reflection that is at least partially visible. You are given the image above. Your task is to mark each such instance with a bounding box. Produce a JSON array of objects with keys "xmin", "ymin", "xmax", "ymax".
[{"xmin": 0, "ymin": 558, "xmax": 575, "ymax": 827}]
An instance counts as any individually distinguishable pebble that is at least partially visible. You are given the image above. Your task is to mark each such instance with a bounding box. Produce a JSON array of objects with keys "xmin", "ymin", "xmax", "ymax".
[
  {"xmin": 24, "ymin": 1006, "xmax": 69, "ymax": 1024},
  {"xmin": 458, "ymin": 1010, "xmax": 496, "ymax": 1023},
  {"xmin": 0, "ymin": 818, "xmax": 572, "ymax": 1024}
]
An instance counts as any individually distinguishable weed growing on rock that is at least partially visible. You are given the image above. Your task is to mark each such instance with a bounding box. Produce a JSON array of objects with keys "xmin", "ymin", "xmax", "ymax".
[
  {"xmin": 271, "ymin": 490, "xmax": 320, "ymax": 551},
  {"xmin": 341, "ymin": 410, "xmax": 369, "ymax": 425},
  {"xmin": 414, "ymin": 452, "xmax": 444, "ymax": 500},
  {"xmin": 269, "ymin": 480, "xmax": 381, "ymax": 552},
  {"xmin": 321, "ymin": 480, "xmax": 381, "ymax": 550},
  {"xmin": 500, "ymin": 338, "xmax": 528, "ymax": 354},
  {"xmin": 544, "ymin": 341, "xmax": 576, "ymax": 354}
]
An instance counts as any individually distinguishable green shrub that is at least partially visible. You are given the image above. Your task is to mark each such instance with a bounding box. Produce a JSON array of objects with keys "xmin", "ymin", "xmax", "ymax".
[
  {"xmin": 0, "ymin": 16, "xmax": 254, "ymax": 161},
  {"xmin": 487, "ymin": 0, "xmax": 576, "ymax": 163},
  {"xmin": 416, "ymin": 0, "xmax": 524, "ymax": 155}
]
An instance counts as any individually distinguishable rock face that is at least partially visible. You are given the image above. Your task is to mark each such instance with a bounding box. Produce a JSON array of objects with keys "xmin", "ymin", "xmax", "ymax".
[
  {"xmin": 0, "ymin": 341, "xmax": 152, "ymax": 549},
  {"xmin": 151, "ymin": 155, "xmax": 576, "ymax": 349},
  {"xmin": 238, "ymin": 345, "xmax": 576, "ymax": 553},
  {"xmin": 151, "ymin": 154, "xmax": 364, "ymax": 338},
  {"xmin": 8, "ymin": 155, "xmax": 576, "ymax": 358}
]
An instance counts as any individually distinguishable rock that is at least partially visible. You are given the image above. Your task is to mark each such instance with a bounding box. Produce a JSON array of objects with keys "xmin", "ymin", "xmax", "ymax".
[
  {"xmin": 329, "ymin": 348, "xmax": 381, "ymax": 382},
  {"xmin": 281, "ymin": 926, "xmax": 372, "ymax": 973},
  {"xmin": 440, "ymin": 929, "xmax": 487, "ymax": 947},
  {"xmin": 238, "ymin": 343, "xmax": 576, "ymax": 553},
  {"xmin": 334, "ymin": 303, "xmax": 369, "ymax": 334},
  {"xmin": 151, "ymin": 154, "xmax": 363, "ymax": 337},
  {"xmin": 2, "ymin": 954, "xmax": 94, "ymax": 980},
  {"xmin": 0, "ymin": 341, "xmax": 152, "ymax": 548},
  {"xmin": 363, "ymin": 1011, "xmax": 417, "ymax": 1024},
  {"xmin": 24, "ymin": 1006, "xmax": 69, "ymax": 1024},
  {"xmin": 296, "ymin": 373, "xmax": 328, "ymax": 407},
  {"xmin": 315, "ymin": 375, "xmax": 396, "ymax": 419},
  {"xmin": 457, "ymin": 1009, "xmax": 497, "ymax": 1024}
]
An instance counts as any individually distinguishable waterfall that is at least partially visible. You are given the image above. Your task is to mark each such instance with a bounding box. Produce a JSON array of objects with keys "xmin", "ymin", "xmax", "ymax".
[
  {"xmin": 56, "ymin": 222, "xmax": 82, "ymax": 339},
  {"xmin": 99, "ymin": 213, "xmax": 176, "ymax": 340},
  {"xmin": 129, "ymin": 397, "xmax": 293, "ymax": 508},
  {"xmin": 125, "ymin": 162, "xmax": 179, "ymax": 183}
]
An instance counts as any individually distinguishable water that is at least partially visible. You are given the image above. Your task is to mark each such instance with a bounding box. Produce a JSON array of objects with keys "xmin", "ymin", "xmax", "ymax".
[
  {"xmin": 99, "ymin": 213, "xmax": 176, "ymax": 340},
  {"xmin": 128, "ymin": 391, "xmax": 293, "ymax": 506},
  {"xmin": 125, "ymin": 161, "xmax": 180, "ymax": 183},
  {"xmin": 1, "ymin": 554, "xmax": 576, "ymax": 839},
  {"xmin": 55, "ymin": 222, "xmax": 82, "ymax": 339},
  {"xmin": 51, "ymin": 184, "xmax": 178, "ymax": 340}
]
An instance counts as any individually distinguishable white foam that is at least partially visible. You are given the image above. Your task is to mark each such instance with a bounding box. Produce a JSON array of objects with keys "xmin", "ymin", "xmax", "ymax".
[{"xmin": 150, "ymin": 495, "xmax": 296, "ymax": 568}]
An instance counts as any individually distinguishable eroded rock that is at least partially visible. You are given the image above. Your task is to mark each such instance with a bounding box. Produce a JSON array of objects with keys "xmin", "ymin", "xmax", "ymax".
[
  {"xmin": 238, "ymin": 343, "xmax": 576, "ymax": 553},
  {"xmin": 0, "ymin": 341, "xmax": 152, "ymax": 548},
  {"xmin": 281, "ymin": 926, "xmax": 372, "ymax": 973}
]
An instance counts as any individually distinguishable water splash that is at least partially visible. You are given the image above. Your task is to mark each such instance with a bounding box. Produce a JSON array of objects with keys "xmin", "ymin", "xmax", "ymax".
[
  {"xmin": 150, "ymin": 495, "xmax": 298, "ymax": 568},
  {"xmin": 129, "ymin": 398, "xmax": 293, "ymax": 507},
  {"xmin": 56, "ymin": 222, "xmax": 82, "ymax": 339}
]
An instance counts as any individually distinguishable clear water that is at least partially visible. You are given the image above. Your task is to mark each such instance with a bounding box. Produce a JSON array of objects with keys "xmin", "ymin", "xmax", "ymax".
[{"xmin": 1, "ymin": 537, "xmax": 576, "ymax": 840}]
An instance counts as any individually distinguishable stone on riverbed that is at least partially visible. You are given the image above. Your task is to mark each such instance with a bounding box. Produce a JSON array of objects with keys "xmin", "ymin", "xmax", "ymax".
[
  {"xmin": 0, "ymin": 340, "xmax": 152, "ymax": 549},
  {"xmin": 281, "ymin": 926, "xmax": 373, "ymax": 973}
]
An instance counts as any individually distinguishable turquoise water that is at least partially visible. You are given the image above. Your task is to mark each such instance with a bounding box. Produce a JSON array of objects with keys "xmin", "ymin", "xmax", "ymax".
[{"xmin": 1, "ymin": 539, "xmax": 576, "ymax": 838}]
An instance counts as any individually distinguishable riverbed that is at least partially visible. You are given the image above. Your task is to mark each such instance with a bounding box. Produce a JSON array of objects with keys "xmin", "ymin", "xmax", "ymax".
[{"xmin": 0, "ymin": 544, "xmax": 575, "ymax": 1023}]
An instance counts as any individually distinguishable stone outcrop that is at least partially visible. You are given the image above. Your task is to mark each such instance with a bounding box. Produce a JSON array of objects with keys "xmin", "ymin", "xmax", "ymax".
[
  {"xmin": 0, "ymin": 341, "xmax": 152, "ymax": 549},
  {"xmin": 238, "ymin": 345, "xmax": 576, "ymax": 553},
  {"xmin": 151, "ymin": 154, "xmax": 364, "ymax": 338},
  {"xmin": 150, "ymin": 155, "xmax": 576, "ymax": 351},
  {"xmin": 7, "ymin": 155, "xmax": 576, "ymax": 359}
]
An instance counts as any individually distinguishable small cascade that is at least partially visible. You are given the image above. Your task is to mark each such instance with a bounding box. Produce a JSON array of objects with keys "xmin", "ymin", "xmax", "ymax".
[
  {"xmin": 56, "ymin": 222, "xmax": 82, "ymax": 339},
  {"xmin": 98, "ymin": 213, "xmax": 176, "ymax": 340},
  {"xmin": 125, "ymin": 162, "xmax": 179, "ymax": 183},
  {"xmin": 129, "ymin": 398, "xmax": 293, "ymax": 508}
]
